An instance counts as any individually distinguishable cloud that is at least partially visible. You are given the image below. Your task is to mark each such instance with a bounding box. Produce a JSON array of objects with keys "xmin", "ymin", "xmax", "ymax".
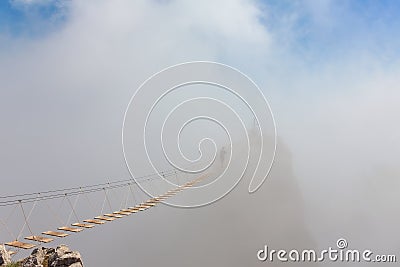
[{"xmin": 0, "ymin": 0, "xmax": 399, "ymax": 265}]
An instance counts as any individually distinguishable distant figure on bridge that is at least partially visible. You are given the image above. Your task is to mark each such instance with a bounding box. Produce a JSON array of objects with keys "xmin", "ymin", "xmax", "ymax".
[{"xmin": 220, "ymin": 146, "xmax": 227, "ymax": 168}]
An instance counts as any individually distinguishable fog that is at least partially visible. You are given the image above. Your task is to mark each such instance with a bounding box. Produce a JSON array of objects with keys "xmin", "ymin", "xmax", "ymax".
[{"xmin": 0, "ymin": 0, "xmax": 399, "ymax": 266}]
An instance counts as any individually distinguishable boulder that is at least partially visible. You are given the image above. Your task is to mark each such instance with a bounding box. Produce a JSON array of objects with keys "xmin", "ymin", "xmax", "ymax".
[
  {"xmin": 20, "ymin": 245, "xmax": 83, "ymax": 267},
  {"xmin": 0, "ymin": 245, "xmax": 11, "ymax": 266},
  {"xmin": 49, "ymin": 245, "xmax": 83, "ymax": 267}
]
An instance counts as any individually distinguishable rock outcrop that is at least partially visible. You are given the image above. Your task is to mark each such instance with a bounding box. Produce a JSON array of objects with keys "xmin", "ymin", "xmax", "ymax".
[
  {"xmin": 0, "ymin": 245, "xmax": 11, "ymax": 266},
  {"xmin": 0, "ymin": 245, "xmax": 83, "ymax": 267}
]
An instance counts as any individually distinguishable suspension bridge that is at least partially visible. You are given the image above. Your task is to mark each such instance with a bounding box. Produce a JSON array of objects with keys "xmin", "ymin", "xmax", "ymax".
[{"xmin": 0, "ymin": 168, "xmax": 207, "ymax": 257}]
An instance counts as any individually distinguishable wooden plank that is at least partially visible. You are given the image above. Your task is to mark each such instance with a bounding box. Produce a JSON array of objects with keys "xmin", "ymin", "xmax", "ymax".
[
  {"xmin": 104, "ymin": 213, "xmax": 123, "ymax": 218},
  {"xmin": 138, "ymin": 204, "xmax": 151, "ymax": 208},
  {"xmin": 83, "ymin": 219, "xmax": 105, "ymax": 225},
  {"xmin": 72, "ymin": 223, "xmax": 95, "ymax": 228},
  {"xmin": 133, "ymin": 205, "xmax": 149, "ymax": 210},
  {"xmin": 24, "ymin": 235, "xmax": 53, "ymax": 243},
  {"xmin": 130, "ymin": 207, "xmax": 145, "ymax": 212},
  {"xmin": 42, "ymin": 231, "xmax": 69, "ymax": 238},
  {"xmin": 58, "ymin": 226, "xmax": 83, "ymax": 233},
  {"xmin": 5, "ymin": 241, "xmax": 35, "ymax": 249},
  {"xmin": 126, "ymin": 209, "xmax": 139, "ymax": 213},
  {"xmin": 113, "ymin": 211, "xmax": 132, "ymax": 216},
  {"xmin": 94, "ymin": 216, "xmax": 115, "ymax": 221},
  {"xmin": 121, "ymin": 209, "xmax": 134, "ymax": 212},
  {"xmin": 144, "ymin": 202, "xmax": 157, "ymax": 206}
]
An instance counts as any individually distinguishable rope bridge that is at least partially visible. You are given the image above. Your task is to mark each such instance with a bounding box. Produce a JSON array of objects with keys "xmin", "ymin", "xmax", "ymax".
[{"xmin": 0, "ymin": 169, "xmax": 206, "ymax": 256}]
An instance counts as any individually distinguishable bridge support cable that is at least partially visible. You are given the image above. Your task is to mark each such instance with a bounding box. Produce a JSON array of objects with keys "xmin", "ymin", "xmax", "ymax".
[
  {"xmin": 81, "ymin": 187, "xmax": 106, "ymax": 225},
  {"xmin": 45, "ymin": 199, "xmax": 65, "ymax": 226},
  {"xmin": 106, "ymin": 180, "xmax": 121, "ymax": 211},
  {"xmin": 41, "ymin": 197, "xmax": 70, "ymax": 239},
  {"xmin": 0, "ymin": 205, "xmax": 18, "ymax": 241},
  {"xmin": 132, "ymin": 182, "xmax": 144, "ymax": 204},
  {"xmin": 127, "ymin": 183, "xmax": 140, "ymax": 213},
  {"xmin": 56, "ymin": 194, "xmax": 84, "ymax": 233},
  {"xmin": 104, "ymin": 188, "xmax": 113, "ymax": 216},
  {"xmin": 100, "ymin": 189, "xmax": 107, "ymax": 215},
  {"xmin": 66, "ymin": 195, "xmax": 80, "ymax": 225},
  {"xmin": 95, "ymin": 189, "xmax": 116, "ymax": 222},
  {"xmin": 5, "ymin": 199, "xmax": 39, "ymax": 250},
  {"xmin": 82, "ymin": 187, "xmax": 96, "ymax": 214},
  {"xmin": 102, "ymin": 187, "xmax": 125, "ymax": 218},
  {"xmin": 16, "ymin": 195, "xmax": 39, "ymax": 241},
  {"xmin": 0, "ymin": 214, "xmax": 20, "ymax": 257},
  {"xmin": 65, "ymin": 194, "xmax": 94, "ymax": 229},
  {"xmin": 18, "ymin": 197, "xmax": 54, "ymax": 244},
  {"xmin": 122, "ymin": 185, "xmax": 131, "ymax": 211},
  {"xmin": 116, "ymin": 186, "xmax": 126, "ymax": 211}
]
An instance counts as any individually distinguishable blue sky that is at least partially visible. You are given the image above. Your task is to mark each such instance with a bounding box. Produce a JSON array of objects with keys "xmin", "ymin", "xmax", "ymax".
[
  {"xmin": 0, "ymin": 0, "xmax": 68, "ymax": 37},
  {"xmin": 260, "ymin": 0, "xmax": 400, "ymax": 65},
  {"xmin": 1, "ymin": 0, "xmax": 399, "ymax": 63}
]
